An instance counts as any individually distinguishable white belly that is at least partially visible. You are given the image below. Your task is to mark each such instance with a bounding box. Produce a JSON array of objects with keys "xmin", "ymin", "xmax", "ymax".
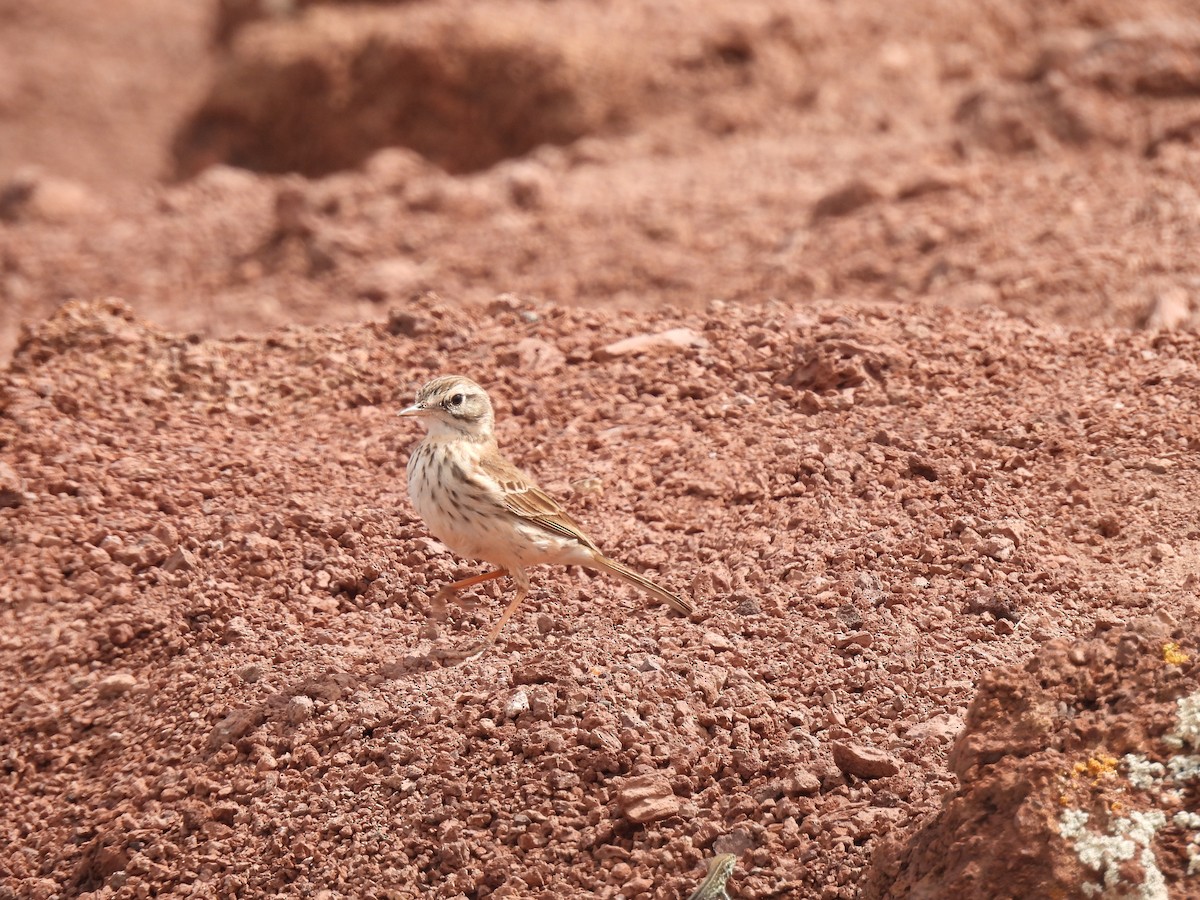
[{"xmin": 407, "ymin": 440, "xmax": 589, "ymax": 571}]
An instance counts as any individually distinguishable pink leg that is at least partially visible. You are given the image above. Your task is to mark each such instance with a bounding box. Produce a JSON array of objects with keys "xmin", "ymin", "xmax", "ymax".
[
  {"xmin": 453, "ymin": 569, "xmax": 531, "ymax": 661},
  {"xmin": 431, "ymin": 568, "xmax": 507, "ymax": 619},
  {"xmin": 435, "ymin": 568, "xmax": 507, "ymax": 600},
  {"xmin": 480, "ymin": 569, "xmax": 530, "ymax": 646}
]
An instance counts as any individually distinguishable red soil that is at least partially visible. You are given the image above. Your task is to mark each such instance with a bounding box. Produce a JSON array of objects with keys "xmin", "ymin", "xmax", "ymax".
[{"xmin": 2, "ymin": 1, "xmax": 1200, "ymax": 897}]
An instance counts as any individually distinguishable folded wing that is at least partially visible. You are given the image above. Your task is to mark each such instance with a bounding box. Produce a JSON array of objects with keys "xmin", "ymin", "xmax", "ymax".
[{"xmin": 477, "ymin": 451, "xmax": 601, "ymax": 553}]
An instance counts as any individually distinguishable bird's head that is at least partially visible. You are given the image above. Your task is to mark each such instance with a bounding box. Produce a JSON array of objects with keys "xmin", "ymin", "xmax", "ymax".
[{"xmin": 398, "ymin": 374, "xmax": 495, "ymax": 440}]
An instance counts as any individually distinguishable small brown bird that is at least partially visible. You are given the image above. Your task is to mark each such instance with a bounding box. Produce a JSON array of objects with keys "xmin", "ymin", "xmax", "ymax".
[
  {"xmin": 399, "ymin": 375, "xmax": 693, "ymax": 652},
  {"xmin": 687, "ymin": 853, "xmax": 738, "ymax": 900}
]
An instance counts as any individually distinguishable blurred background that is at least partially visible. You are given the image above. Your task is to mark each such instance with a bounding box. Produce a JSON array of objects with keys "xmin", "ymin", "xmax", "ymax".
[{"xmin": 2, "ymin": 0, "xmax": 1200, "ymax": 359}]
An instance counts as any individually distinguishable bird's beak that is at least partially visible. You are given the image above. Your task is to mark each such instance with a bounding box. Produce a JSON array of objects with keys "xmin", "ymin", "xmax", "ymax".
[{"xmin": 397, "ymin": 403, "xmax": 428, "ymax": 418}]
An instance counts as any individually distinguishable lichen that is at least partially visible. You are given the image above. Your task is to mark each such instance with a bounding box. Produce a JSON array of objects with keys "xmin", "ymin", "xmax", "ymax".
[
  {"xmin": 1164, "ymin": 692, "xmax": 1200, "ymax": 752},
  {"xmin": 1123, "ymin": 754, "xmax": 1164, "ymax": 791},
  {"xmin": 1075, "ymin": 754, "xmax": 1120, "ymax": 783},
  {"xmin": 1162, "ymin": 642, "xmax": 1190, "ymax": 666},
  {"xmin": 1166, "ymin": 755, "xmax": 1200, "ymax": 783},
  {"xmin": 1059, "ymin": 808, "xmax": 1167, "ymax": 899},
  {"xmin": 1176, "ymin": 813, "xmax": 1200, "ymax": 878}
]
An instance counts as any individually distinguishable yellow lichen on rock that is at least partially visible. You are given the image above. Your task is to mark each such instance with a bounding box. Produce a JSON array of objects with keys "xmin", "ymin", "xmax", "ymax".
[
  {"xmin": 1163, "ymin": 642, "xmax": 1190, "ymax": 666},
  {"xmin": 1072, "ymin": 754, "xmax": 1119, "ymax": 784}
]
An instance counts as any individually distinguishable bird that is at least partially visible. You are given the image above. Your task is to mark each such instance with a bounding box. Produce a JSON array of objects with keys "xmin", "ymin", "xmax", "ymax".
[
  {"xmin": 398, "ymin": 374, "xmax": 693, "ymax": 654},
  {"xmin": 687, "ymin": 853, "xmax": 738, "ymax": 900}
]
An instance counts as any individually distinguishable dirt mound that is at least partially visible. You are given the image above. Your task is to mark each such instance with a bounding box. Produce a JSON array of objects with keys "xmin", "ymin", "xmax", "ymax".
[
  {"xmin": 953, "ymin": 16, "xmax": 1200, "ymax": 157},
  {"xmin": 864, "ymin": 624, "xmax": 1200, "ymax": 898},
  {"xmin": 3, "ymin": 296, "xmax": 1200, "ymax": 896},
  {"xmin": 5, "ymin": 2, "xmax": 1200, "ymax": 365},
  {"xmin": 174, "ymin": 0, "xmax": 807, "ymax": 177}
]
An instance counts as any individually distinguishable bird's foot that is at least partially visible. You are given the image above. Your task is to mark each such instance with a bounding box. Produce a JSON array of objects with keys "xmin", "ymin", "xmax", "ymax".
[{"xmin": 433, "ymin": 639, "xmax": 493, "ymax": 665}]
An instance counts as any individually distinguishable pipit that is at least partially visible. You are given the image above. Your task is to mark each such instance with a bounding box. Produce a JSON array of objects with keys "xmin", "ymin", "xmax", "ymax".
[
  {"xmin": 399, "ymin": 374, "xmax": 693, "ymax": 653},
  {"xmin": 687, "ymin": 853, "xmax": 737, "ymax": 900}
]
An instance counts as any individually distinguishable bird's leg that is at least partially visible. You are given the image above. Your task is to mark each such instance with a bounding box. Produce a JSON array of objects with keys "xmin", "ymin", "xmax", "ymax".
[
  {"xmin": 477, "ymin": 569, "xmax": 530, "ymax": 650},
  {"xmin": 443, "ymin": 571, "xmax": 530, "ymax": 664},
  {"xmin": 431, "ymin": 568, "xmax": 506, "ymax": 620}
]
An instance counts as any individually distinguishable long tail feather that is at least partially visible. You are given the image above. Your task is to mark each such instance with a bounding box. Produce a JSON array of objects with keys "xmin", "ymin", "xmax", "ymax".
[{"xmin": 591, "ymin": 555, "xmax": 695, "ymax": 616}]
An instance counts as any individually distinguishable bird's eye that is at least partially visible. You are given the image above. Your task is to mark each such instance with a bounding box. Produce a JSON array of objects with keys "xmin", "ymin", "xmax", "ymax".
[{"xmin": 449, "ymin": 393, "xmax": 464, "ymax": 406}]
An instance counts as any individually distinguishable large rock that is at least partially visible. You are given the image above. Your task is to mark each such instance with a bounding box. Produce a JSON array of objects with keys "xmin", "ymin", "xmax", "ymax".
[
  {"xmin": 615, "ymin": 772, "xmax": 681, "ymax": 825},
  {"xmin": 593, "ymin": 328, "xmax": 708, "ymax": 361},
  {"xmin": 831, "ymin": 741, "xmax": 901, "ymax": 780},
  {"xmin": 864, "ymin": 621, "xmax": 1200, "ymax": 899}
]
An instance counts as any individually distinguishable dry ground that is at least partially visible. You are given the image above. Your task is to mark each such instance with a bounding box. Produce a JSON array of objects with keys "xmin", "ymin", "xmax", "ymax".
[{"xmin": 1, "ymin": 0, "xmax": 1199, "ymax": 897}]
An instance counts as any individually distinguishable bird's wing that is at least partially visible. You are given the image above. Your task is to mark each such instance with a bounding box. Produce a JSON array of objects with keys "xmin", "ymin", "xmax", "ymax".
[{"xmin": 477, "ymin": 452, "xmax": 601, "ymax": 553}]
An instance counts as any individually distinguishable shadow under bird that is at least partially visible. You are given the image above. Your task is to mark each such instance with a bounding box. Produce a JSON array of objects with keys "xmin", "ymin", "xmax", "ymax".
[{"xmin": 399, "ymin": 374, "xmax": 694, "ymax": 655}]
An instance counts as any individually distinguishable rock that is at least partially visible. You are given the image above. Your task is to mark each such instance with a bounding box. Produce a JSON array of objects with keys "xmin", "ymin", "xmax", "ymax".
[
  {"xmin": 615, "ymin": 772, "xmax": 680, "ymax": 824},
  {"xmin": 0, "ymin": 167, "xmax": 103, "ymax": 223},
  {"xmin": 782, "ymin": 768, "xmax": 822, "ymax": 796},
  {"xmin": 527, "ymin": 686, "xmax": 555, "ymax": 720},
  {"xmin": 834, "ymin": 631, "xmax": 874, "ymax": 650},
  {"xmin": 497, "ymin": 337, "xmax": 565, "ymax": 374},
  {"xmin": 702, "ymin": 631, "xmax": 733, "ymax": 651},
  {"xmin": 593, "ymin": 328, "xmax": 708, "ymax": 361},
  {"xmin": 831, "ymin": 741, "xmax": 900, "ymax": 780},
  {"xmin": 905, "ymin": 714, "xmax": 963, "ymax": 745},
  {"xmin": 0, "ymin": 462, "xmax": 27, "ymax": 508},
  {"xmin": 285, "ymin": 695, "xmax": 315, "ymax": 724},
  {"xmin": 864, "ymin": 628, "xmax": 1200, "ymax": 898},
  {"xmin": 385, "ymin": 308, "xmax": 430, "ymax": 338},
  {"xmin": 208, "ymin": 708, "xmax": 264, "ymax": 748},
  {"xmin": 1140, "ymin": 286, "xmax": 1192, "ymax": 331},
  {"xmin": 356, "ymin": 258, "xmax": 429, "ymax": 302},
  {"xmin": 810, "ymin": 179, "xmax": 881, "ymax": 222},
  {"xmin": 174, "ymin": 3, "xmax": 649, "ymax": 177},
  {"xmin": 161, "ymin": 547, "xmax": 197, "ymax": 573},
  {"xmin": 981, "ymin": 536, "xmax": 1016, "ymax": 562},
  {"xmin": 505, "ymin": 689, "xmax": 530, "ymax": 718},
  {"xmin": 97, "ymin": 673, "xmax": 138, "ymax": 699},
  {"xmin": 987, "ymin": 519, "xmax": 1027, "ymax": 549}
]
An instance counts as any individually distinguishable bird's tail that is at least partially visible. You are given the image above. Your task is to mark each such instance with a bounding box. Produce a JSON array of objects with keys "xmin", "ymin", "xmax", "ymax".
[{"xmin": 591, "ymin": 555, "xmax": 695, "ymax": 616}]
